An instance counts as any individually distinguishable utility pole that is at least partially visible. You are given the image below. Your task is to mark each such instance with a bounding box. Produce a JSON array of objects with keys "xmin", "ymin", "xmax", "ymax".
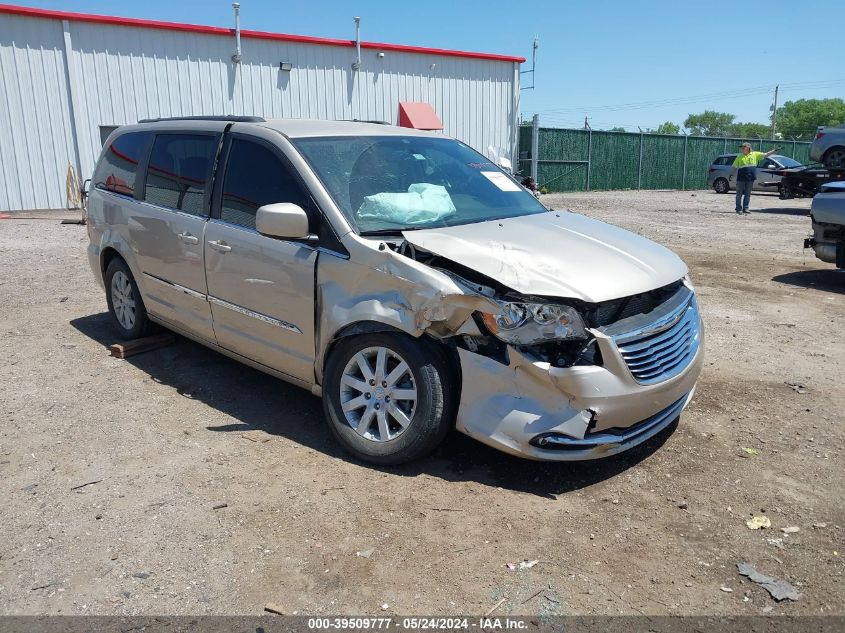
[
  {"xmin": 583, "ymin": 116, "xmax": 590, "ymax": 130},
  {"xmin": 771, "ymin": 84, "xmax": 779, "ymax": 140}
]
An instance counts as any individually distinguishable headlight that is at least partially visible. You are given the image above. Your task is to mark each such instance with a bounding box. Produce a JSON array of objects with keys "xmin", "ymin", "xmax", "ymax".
[{"xmin": 480, "ymin": 301, "xmax": 587, "ymax": 345}]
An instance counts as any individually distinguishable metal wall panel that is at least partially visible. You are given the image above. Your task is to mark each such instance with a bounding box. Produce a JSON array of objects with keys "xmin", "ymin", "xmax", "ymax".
[
  {"xmin": 0, "ymin": 15, "xmax": 78, "ymax": 210},
  {"xmin": 0, "ymin": 12, "xmax": 518, "ymax": 210}
]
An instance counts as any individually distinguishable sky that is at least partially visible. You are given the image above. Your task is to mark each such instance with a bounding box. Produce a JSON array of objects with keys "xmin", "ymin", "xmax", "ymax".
[{"xmin": 18, "ymin": 0, "xmax": 844, "ymax": 136}]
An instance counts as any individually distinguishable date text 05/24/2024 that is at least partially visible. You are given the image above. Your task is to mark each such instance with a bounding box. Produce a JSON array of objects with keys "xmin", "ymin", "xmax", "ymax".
[{"xmin": 307, "ymin": 618, "xmax": 528, "ymax": 630}]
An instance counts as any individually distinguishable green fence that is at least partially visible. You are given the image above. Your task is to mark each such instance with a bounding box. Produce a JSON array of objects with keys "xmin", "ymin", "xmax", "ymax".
[{"xmin": 518, "ymin": 126, "xmax": 812, "ymax": 193}]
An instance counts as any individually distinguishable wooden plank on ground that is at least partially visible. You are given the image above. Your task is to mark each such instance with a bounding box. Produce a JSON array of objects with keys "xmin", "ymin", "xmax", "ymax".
[{"xmin": 109, "ymin": 333, "xmax": 176, "ymax": 359}]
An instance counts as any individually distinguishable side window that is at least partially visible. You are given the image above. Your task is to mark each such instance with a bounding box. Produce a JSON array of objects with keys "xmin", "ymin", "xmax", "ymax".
[
  {"xmin": 93, "ymin": 132, "xmax": 150, "ymax": 197},
  {"xmin": 220, "ymin": 138, "xmax": 310, "ymax": 230},
  {"xmin": 144, "ymin": 134, "xmax": 219, "ymax": 216}
]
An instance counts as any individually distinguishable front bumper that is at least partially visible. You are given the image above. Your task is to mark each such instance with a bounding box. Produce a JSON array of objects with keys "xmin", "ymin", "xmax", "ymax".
[
  {"xmin": 454, "ymin": 289, "xmax": 704, "ymax": 461},
  {"xmin": 805, "ymin": 223, "xmax": 845, "ymax": 267}
]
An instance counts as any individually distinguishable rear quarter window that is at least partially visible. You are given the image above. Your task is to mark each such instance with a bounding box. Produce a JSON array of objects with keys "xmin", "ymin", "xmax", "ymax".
[{"xmin": 93, "ymin": 132, "xmax": 151, "ymax": 197}]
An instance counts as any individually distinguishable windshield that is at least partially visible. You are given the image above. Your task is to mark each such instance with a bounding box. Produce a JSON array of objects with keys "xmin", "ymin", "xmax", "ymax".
[
  {"xmin": 773, "ymin": 155, "xmax": 802, "ymax": 168},
  {"xmin": 293, "ymin": 135, "xmax": 547, "ymax": 234}
]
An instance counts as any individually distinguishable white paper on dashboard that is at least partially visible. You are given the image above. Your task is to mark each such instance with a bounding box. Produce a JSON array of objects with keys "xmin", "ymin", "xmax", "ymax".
[{"xmin": 480, "ymin": 171, "xmax": 521, "ymax": 192}]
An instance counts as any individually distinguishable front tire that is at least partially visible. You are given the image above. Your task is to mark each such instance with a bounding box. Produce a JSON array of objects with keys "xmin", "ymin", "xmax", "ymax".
[
  {"xmin": 105, "ymin": 257, "xmax": 151, "ymax": 340},
  {"xmin": 322, "ymin": 333, "xmax": 456, "ymax": 465},
  {"xmin": 713, "ymin": 177, "xmax": 729, "ymax": 194}
]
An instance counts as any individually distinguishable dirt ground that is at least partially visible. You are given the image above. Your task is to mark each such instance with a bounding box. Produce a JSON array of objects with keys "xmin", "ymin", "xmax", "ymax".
[{"xmin": 0, "ymin": 189, "xmax": 842, "ymax": 617}]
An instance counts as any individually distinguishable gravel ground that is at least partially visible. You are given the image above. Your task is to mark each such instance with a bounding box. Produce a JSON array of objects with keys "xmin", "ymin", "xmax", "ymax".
[{"xmin": 0, "ymin": 189, "xmax": 842, "ymax": 617}]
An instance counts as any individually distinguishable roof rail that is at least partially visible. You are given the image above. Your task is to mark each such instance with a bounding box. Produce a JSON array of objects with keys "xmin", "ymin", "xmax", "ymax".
[
  {"xmin": 345, "ymin": 119, "xmax": 392, "ymax": 125},
  {"xmin": 138, "ymin": 115, "xmax": 266, "ymax": 123}
]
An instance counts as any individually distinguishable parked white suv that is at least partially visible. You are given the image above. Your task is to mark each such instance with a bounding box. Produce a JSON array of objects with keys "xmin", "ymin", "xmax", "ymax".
[{"xmin": 86, "ymin": 116, "xmax": 703, "ymax": 464}]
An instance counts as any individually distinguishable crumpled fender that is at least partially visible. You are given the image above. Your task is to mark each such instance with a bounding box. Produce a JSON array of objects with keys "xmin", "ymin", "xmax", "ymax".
[{"xmin": 315, "ymin": 242, "xmax": 499, "ymax": 382}]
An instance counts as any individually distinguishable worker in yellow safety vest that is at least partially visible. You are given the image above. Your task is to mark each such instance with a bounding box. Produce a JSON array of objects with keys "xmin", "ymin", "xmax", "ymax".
[{"xmin": 732, "ymin": 142, "xmax": 776, "ymax": 214}]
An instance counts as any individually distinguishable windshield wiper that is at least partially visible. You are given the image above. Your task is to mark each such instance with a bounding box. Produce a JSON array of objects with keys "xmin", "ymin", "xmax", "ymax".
[{"xmin": 360, "ymin": 227, "xmax": 425, "ymax": 236}]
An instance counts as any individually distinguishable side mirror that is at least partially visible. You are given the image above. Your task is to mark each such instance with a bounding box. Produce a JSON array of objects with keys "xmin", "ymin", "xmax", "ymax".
[
  {"xmin": 81, "ymin": 178, "xmax": 91, "ymax": 200},
  {"xmin": 255, "ymin": 203, "xmax": 314, "ymax": 241}
]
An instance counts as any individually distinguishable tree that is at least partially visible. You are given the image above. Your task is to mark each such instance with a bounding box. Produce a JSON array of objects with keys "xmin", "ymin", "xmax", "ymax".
[
  {"xmin": 609, "ymin": 126, "xmax": 627, "ymax": 132},
  {"xmin": 731, "ymin": 122, "xmax": 771, "ymax": 138},
  {"xmin": 650, "ymin": 121, "xmax": 680, "ymax": 135},
  {"xmin": 774, "ymin": 98, "xmax": 845, "ymax": 138},
  {"xmin": 684, "ymin": 111, "xmax": 736, "ymax": 136}
]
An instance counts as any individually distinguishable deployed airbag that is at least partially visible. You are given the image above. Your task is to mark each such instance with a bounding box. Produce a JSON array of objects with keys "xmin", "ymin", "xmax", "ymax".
[{"xmin": 357, "ymin": 183, "xmax": 456, "ymax": 225}]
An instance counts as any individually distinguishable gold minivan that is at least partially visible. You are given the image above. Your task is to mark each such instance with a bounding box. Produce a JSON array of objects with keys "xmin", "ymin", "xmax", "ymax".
[{"xmin": 87, "ymin": 116, "xmax": 703, "ymax": 464}]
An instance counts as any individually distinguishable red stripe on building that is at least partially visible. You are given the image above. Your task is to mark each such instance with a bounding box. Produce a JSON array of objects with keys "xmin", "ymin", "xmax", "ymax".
[{"xmin": 0, "ymin": 4, "xmax": 525, "ymax": 63}]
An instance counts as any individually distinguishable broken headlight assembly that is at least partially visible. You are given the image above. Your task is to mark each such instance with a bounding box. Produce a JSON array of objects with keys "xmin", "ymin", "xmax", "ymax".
[{"xmin": 479, "ymin": 301, "xmax": 588, "ymax": 346}]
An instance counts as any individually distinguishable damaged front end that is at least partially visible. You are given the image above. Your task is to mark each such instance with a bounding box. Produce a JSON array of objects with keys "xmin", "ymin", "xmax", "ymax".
[
  {"xmin": 318, "ymin": 232, "xmax": 702, "ymax": 461},
  {"xmin": 448, "ymin": 273, "xmax": 703, "ymax": 461}
]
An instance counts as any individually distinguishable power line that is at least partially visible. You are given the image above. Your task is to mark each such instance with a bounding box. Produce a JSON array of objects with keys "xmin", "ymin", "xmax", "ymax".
[
  {"xmin": 535, "ymin": 86, "xmax": 780, "ymax": 114},
  {"xmin": 532, "ymin": 78, "xmax": 845, "ymax": 115}
]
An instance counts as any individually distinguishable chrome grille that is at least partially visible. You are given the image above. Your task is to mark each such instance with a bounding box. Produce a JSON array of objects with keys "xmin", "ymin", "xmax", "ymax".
[
  {"xmin": 593, "ymin": 280, "xmax": 682, "ymax": 326},
  {"xmin": 607, "ymin": 288, "xmax": 701, "ymax": 385}
]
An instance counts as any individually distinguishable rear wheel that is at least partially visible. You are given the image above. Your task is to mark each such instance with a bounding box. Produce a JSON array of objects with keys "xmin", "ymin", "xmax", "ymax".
[
  {"xmin": 713, "ymin": 177, "xmax": 729, "ymax": 194},
  {"xmin": 322, "ymin": 333, "xmax": 456, "ymax": 465},
  {"xmin": 823, "ymin": 147, "xmax": 845, "ymax": 170},
  {"xmin": 105, "ymin": 257, "xmax": 151, "ymax": 340}
]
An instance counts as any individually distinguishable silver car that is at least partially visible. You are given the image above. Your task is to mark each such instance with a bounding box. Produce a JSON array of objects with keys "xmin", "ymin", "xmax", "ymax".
[
  {"xmin": 86, "ymin": 117, "xmax": 703, "ymax": 464},
  {"xmin": 708, "ymin": 153, "xmax": 803, "ymax": 194},
  {"xmin": 805, "ymin": 181, "xmax": 845, "ymax": 267},
  {"xmin": 809, "ymin": 124, "xmax": 845, "ymax": 169}
]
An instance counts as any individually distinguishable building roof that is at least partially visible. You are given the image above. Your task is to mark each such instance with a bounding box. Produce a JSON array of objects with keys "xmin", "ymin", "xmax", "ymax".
[{"xmin": 0, "ymin": 4, "xmax": 525, "ymax": 63}]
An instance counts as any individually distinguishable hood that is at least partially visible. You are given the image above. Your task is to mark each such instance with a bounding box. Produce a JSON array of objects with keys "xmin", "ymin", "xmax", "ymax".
[
  {"xmin": 812, "ymin": 182, "xmax": 845, "ymax": 224},
  {"xmin": 402, "ymin": 211, "xmax": 688, "ymax": 303}
]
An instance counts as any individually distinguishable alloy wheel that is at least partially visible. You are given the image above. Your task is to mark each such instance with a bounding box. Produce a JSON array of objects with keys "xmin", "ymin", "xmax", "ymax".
[
  {"xmin": 339, "ymin": 346, "xmax": 417, "ymax": 442},
  {"xmin": 110, "ymin": 270, "xmax": 136, "ymax": 330}
]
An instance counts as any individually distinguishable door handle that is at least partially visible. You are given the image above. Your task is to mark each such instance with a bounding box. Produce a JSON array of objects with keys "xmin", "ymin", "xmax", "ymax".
[
  {"xmin": 207, "ymin": 240, "xmax": 232, "ymax": 253},
  {"xmin": 178, "ymin": 232, "xmax": 199, "ymax": 245}
]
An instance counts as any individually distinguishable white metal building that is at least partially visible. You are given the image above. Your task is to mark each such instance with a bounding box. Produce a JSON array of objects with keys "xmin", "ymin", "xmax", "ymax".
[{"xmin": 0, "ymin": 4, "xmax": 524, "ymax": 211}]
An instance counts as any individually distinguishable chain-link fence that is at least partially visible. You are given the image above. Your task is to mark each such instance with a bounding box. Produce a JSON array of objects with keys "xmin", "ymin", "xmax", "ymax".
[{"xmin": 518, "ymin": 125, "xmax": 812, "ymax": 192}]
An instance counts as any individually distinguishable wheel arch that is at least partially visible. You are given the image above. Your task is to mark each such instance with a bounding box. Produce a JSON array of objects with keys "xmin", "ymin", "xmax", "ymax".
[
  {"xmin": 100, "ymin": 245, "xmax": 123, "ymax": 277},
  {"xmin": 98, "ymin": 231, "xmax": 142, "ymax": 281},
  {"xmin": 318, "ymin": 320, "xmax": 461, "ymax": 391}
]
